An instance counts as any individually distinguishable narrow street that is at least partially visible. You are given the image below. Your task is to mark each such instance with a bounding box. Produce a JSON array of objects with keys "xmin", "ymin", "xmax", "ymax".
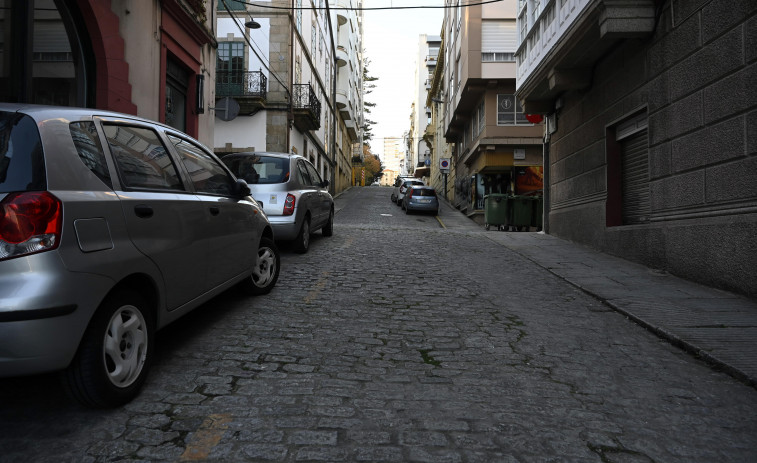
[{"xmin": 1, "ymin": 186, "xmax": 756, "ymax": 462}]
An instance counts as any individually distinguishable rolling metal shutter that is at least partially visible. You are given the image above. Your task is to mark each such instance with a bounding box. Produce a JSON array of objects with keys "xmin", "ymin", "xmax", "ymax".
[
  {"xmin": 482, "ymin": 20, "xmax": 517, "ymax": 53},
  {"xmin": 620, "ymin": 128, "xmax": 650, "ymax": 224}
]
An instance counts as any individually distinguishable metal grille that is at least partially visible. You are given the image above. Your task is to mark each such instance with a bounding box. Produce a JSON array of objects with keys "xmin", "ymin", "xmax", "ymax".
[{"xmin": 621, "ymin": 129, "xmax": 650, "ymax": 224}]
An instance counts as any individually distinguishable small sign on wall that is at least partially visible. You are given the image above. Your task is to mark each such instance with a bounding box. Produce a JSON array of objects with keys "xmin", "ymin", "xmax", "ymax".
[{"xmin": 514, "ymin": 148, "xmax": 526, "ymax": 160}]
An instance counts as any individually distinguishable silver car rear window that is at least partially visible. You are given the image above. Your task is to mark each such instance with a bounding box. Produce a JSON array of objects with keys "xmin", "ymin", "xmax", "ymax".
[
  {"xmin": 226, "ymin": 155, "xmax": 290, "ymax": 184},
  {"xmin": 0, "ymin": 112, "xmax": 46, "ymax": 194},
  {"xmin": 412, "ymin": 188, "xmax": 436, "ymax": 197}
]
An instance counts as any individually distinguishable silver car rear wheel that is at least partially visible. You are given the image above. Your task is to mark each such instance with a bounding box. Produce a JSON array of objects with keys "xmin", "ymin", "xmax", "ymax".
[
  {"xmin": 294, "ymin": 217, "xmax": 310, "ymax": 253},
  {"xmin": 246, "ymin": 237, "xmax": 280, "ymax": 295},
  {"xmin": 63, "ymin": 290, "xmax": 153, "ymax": 408}
]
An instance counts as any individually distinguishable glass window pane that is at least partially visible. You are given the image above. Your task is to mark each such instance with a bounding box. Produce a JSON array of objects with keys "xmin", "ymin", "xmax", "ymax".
[
  {"xmin": 70, "ymin": 121, "xmax": 112, "ymax": 188},
  {"xmin": 168, "ymin": 135, "xmax": 233, "ymax": 196},
  {"xmin": 104, "ymin": 124, "xmax": 184, "ymax": 191},
  {"xmin": 0, "ymin": 112, "xmax": 46, "ymax": 193}
]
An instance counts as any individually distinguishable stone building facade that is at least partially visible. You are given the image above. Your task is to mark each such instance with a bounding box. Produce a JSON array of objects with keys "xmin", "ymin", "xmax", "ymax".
[{"xmin": 516, "ymin": 0, "xmax": 757, "ymax": 296}]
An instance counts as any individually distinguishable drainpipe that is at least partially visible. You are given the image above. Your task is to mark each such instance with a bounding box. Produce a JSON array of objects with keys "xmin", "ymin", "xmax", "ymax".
[{"xmin": 326, "ymin": 0, "xmax": 337, "ymax": 194}]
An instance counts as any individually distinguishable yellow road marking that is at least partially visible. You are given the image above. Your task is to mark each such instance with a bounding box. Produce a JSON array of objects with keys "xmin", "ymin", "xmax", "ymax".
[
  {"xmin": 178, "ymin": 414, "xmax": 232, "ymax": 461},
  {"xmin": 436, "ymin": 215, "xmax": 446, "ymax": 229},
  {"xmin": 305, "ymin": 271, "xmax": 330, "ymax": 303}
]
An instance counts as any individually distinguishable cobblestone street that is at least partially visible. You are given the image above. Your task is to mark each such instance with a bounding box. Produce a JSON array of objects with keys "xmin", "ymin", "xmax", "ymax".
[{"xmin": 1, "ymin": 186, "xmax": 756, "ymax": 462}]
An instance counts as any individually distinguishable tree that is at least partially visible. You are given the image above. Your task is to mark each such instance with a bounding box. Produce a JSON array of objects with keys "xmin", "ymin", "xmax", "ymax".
[
  {"xmin": 362, "ymin": 144, "xmax": 383, "ymax": 183},
  {"xmin": 362, "ymin": 57, "xmax": 378, "ymax": 142}
]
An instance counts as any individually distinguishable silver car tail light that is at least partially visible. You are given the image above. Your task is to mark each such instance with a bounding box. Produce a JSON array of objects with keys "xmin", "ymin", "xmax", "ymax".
[{"xmin": 0, "ymin": 191, "xmax": 62, "ymax": 260}]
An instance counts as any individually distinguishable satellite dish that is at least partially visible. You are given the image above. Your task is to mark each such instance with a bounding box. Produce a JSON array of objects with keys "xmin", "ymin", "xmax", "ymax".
[{"xmin": 213, "ymin": 97, "xmax": 240, "ymax": 121}]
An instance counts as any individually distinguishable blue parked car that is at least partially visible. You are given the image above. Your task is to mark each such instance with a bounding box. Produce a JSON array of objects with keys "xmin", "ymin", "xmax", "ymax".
[{"xmin": 401, "ymin": 185, "xmax": 439, "ymax": 215}]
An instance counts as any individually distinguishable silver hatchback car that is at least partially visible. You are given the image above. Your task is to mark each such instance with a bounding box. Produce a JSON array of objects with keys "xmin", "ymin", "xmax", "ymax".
[
  {"xmin": 222, "ymin": 152, "xmax": 334, "ymax": 253},
  {"xmin": 0, "ymin": 104, "xmax": 280, "ymax": 407}
]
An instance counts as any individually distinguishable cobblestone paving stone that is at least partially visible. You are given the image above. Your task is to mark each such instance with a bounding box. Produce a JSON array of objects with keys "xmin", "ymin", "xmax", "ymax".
[{"xmin": 1, "ymin": 187, "xmax": 756, "ymax": 462}]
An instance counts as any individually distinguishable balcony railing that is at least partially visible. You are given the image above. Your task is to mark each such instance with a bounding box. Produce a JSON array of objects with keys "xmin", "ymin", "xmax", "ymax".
[
  {"xmin": 216, "ymin": 70, "xmax": 267, "ymax": 98},
  {"xmin": 292, "ymin": 83, "xmax": 321, "ymax": 131}
]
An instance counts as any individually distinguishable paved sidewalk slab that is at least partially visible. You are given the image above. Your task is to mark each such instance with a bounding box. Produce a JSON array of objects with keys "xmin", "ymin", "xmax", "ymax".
[{"xmin": 482, "ymin": 231, "xmax": 757, "ymax": 388}]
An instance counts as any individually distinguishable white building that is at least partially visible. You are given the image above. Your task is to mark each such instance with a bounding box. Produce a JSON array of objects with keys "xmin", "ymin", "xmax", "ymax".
[
  {"xmin": 213, "ymin": 0, "xmax": 362, "ymax": 194},
  {"xmin": 410, "ymin": 34, "xmax": 441, "ymax": 180}
]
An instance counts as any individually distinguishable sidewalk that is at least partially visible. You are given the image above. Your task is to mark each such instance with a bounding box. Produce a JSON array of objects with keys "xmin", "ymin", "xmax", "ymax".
[{"xmin": 438, "ymin": 197, "xmax": 757, "ymax": 388}]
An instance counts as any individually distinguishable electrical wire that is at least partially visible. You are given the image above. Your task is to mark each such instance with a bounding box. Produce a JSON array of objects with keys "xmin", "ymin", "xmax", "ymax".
[{"xmin": 229, "ymin": 0, "xmax": 504, "ymax": 11}]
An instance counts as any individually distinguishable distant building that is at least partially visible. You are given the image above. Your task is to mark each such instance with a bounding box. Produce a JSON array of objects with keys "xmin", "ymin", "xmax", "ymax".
[
  {"xmin": 440, "ymin": 0, "xmax": 543, "ymax": 222},
  {"xmin": 515, "ymin": 0, "xmax": 757, "ymax": 296}
]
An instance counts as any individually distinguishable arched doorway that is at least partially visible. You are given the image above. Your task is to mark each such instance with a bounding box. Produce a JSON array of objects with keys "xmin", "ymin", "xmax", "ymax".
[{"xmin": 0, "ymin": 0, "xmax": 94, "ymax": 106}]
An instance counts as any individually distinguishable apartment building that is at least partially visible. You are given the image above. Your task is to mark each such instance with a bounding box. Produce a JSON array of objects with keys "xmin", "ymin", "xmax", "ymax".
[
  {"xmin": 515, "ymin": 0, "xmax": 757, "ymax": 296},
  {"xmin": 382, "ymin": 137, "xmax": 405, "ymax": 185},
  {"xmin": 214, "ymin": 0, "xmax": 363, "ymax": 193},
  {"xmin": 440, "ymin": 0, "xmax": 544, "ymax": 221},
  {"xmin": 410, "ymin": 34, "xmax": 442, "ymax": 180},
  {"xmin": 1, "ymin": 0, "xmax": 217, "ymax": 145},
  {"xmin": 334, "ymin": 0, "xmax": 365, "ymax": 191}
]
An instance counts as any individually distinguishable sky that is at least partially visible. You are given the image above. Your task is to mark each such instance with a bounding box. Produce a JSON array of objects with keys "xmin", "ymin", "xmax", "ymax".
[{"xmin": 361, "ymin": 1, "xmax": 445, "ymax": 158}]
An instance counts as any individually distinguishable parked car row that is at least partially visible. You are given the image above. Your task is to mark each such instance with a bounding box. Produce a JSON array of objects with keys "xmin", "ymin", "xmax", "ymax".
[
  {"xmin": 0, "ymin": 104, "xmax": 334, "ymax": 408},
  {"xmin": 391, "ymin": 176, "xmax": 439, "ymax": 215}
]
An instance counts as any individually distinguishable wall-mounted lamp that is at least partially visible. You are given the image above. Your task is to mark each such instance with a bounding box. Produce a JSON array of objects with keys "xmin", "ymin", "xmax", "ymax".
[
  {"xmin": 245, "ymin": 17, "xmax": 261, "ymax": 29},
  {"xmin": 196, "ymin": 74, "xmax": 204, "ymax": 114}
]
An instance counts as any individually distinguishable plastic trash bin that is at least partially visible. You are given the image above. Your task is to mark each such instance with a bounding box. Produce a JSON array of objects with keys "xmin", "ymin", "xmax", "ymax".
[
  {"xmin": 511, "ymin": 195, "xmax": 534, "ymax": 231},
  {"xmin": 484, "ymin": 194, "xmax": 510, "ymax": 231},
  {"xmin": 532, "ymin": 196, "xmax": 543, "ymax": 231}
]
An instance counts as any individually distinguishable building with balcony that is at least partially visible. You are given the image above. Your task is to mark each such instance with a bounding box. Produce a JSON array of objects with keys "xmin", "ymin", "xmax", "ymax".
[
  {"xmin": 333, "ymin": 0, "xmax": 365, "ymax": 190},
  {"xmin": 1, "ymin": 0, "xmax": 217, "ymax": 145},
  {"xmin": 410, "ymin": 34, "xmax": 441, "ymax": 179},
  {"xmin": 214, "ymin": 0, "xmax": 359, "ymax": 193},
  {"xmin": 440, "ymin": 0, "xmax": 544, "ymax": 221},
  {"xmin": 515, "ymin": 0, "xmax": 757, "ymax": 297}
]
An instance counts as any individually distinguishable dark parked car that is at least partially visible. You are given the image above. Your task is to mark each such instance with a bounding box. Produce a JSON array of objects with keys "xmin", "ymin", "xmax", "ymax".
[
  {"xmin": 222, "ymin": 152, "xmax": 334, "ymax": 253},
  {"xmin": 0, "ymin": 104, "xmax": 279, "ymax": 407},
  {"xmin": 401, "ymin": 185, "xmax": 440, "ymax": 215}
]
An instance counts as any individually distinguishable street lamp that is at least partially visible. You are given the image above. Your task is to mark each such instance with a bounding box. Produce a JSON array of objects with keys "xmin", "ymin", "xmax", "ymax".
[{"xmin": 245, "ymin": 17, "xmax": 261, "ymax": 29}]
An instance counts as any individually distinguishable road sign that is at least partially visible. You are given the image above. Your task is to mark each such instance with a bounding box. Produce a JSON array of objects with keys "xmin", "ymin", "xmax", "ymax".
[{"xmin": 440, "ymin": 158, "xmax": 450, "ymax": 172}]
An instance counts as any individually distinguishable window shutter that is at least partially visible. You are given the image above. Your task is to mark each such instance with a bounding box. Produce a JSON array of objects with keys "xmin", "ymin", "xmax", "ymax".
[
  {"xmin": 482, "ymin": 20, "xmax": 517, "ymax": 53},
  {"xmin": 620, "ymin": 129, "xmax": 650, "ymax": 224}
]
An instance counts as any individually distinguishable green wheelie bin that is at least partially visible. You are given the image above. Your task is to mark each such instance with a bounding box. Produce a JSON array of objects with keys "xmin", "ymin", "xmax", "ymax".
[
  {"xmin": 511, "ymin": 195, "xmax": 534, "ymax": 231},
  {"xmin": 484, "ymin": 194, "xmax": 510, "ymax": 231}
]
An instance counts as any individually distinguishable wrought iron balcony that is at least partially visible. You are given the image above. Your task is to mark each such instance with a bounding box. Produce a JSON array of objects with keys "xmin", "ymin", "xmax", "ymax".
[
  {"xmin": 215, "ymin": 71, "xmax": 267, "ymax": 114},
  {"xmin": 292, "ymin": 83, "xmax": 321, "ymax": 131}
]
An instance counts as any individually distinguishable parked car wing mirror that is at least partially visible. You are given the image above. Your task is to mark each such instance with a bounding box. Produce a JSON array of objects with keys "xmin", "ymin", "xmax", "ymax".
[{"xmin": 235, "ymin": 178, "xmax": 251, "ymax": 197}]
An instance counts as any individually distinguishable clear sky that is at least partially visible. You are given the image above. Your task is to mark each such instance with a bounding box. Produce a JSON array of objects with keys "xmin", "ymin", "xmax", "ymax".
[{"xmin": 362, "ymin": 1, "xmax": 444, "ymax": 159}]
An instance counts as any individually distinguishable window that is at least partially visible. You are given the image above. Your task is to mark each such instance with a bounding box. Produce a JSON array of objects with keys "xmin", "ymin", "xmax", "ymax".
[
  {"xmin": 217, "ymin": 0, "xmax": 245, "ymax": 10},
  {"xmin": 70, "ymin": 122, "xmax": 112, "ymax": 188},
  {"xmin": 497, "ymin": 94, "xmax": 529, "ymax": 125},
  {"xmin": 168, "ymin": 135, "xmax": 234, "ymax": 196},
  {"xmin": 296, "ymin": 161, "xmax": 311, "ymax": 185},
  {"xmin": 312, "ymin": 22, "xmax": 317, "ymax": 54},
  {"xmin": 104, "ymin": 125, "xmax": 184, "ymax": 191},
  {"xmin": 482, "ymin": 20, "xmax": 517, "ymax": 62},
  {"xmin": 296, "ymin": 0, "xmax": 302, "ymax": 32},
  {"xmin": 165, "ymin": 59, "xmax": 189, "ymax": 132},
  {"xmin": 0, "ymin": 2, "xmax": 90, "ymax": 106},
  {"xmin": 305, "ymin": 160, "xmax": 323, "ymax": 187},
  {"xmin": 0, "ymin": 112, "xmax": 46, "ymax": 194}
]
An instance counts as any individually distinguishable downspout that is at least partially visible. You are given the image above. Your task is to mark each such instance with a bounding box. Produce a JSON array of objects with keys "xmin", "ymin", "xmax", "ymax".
[
  {"xmin": 326, "ymin": 0, "xmax": 337, "ymax": 194},
  {"xmin": 288, "ymin": 0, "xmax": 295, "ymax": 153}
]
